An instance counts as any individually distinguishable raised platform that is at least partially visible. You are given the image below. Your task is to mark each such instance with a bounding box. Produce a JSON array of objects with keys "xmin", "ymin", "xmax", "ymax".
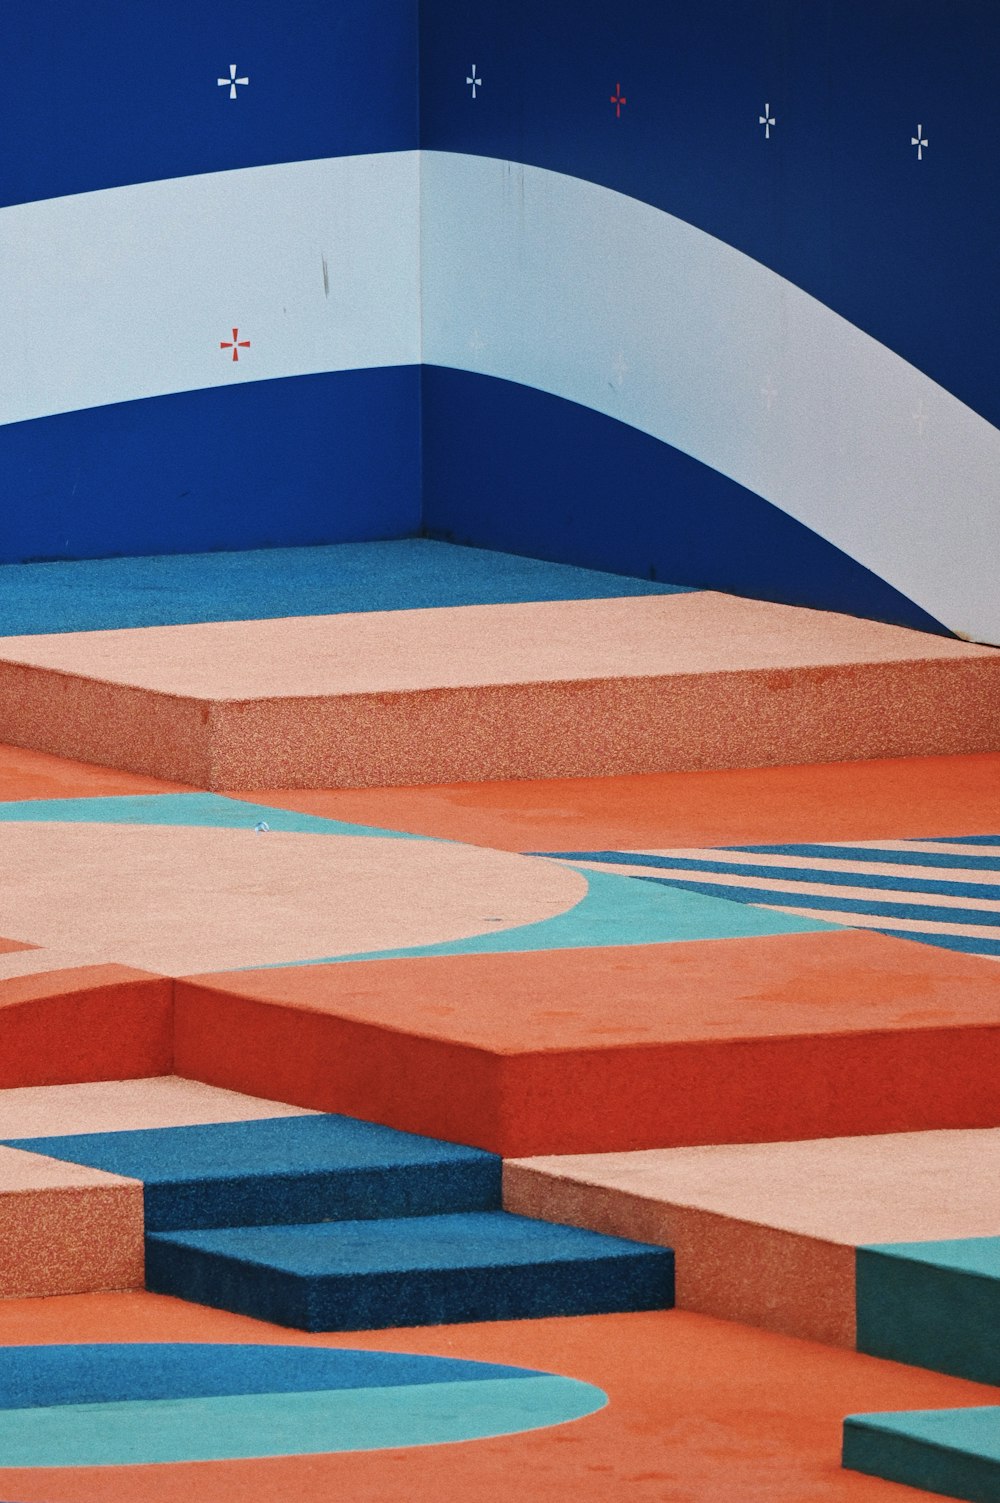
[
  {"xmin": 0, "ymin": 964, "xmax": 172, "ymax": 1088},
  {"xmin": 844, "ymin": 1405, "xmax": 1000, "ymax": 1503},
  {"xmin": 857, "ymin": 1235, "xmax": 1000, "ymax": 1386},
  {"xmin": 0, "ymin": 589, "xmax": 996, "ymax": 787},
  {"xmin": 176, "ymin": 930, "xmax": 1000, "ymax": 1156},
  {"xmin": 503, "ymin": 1128, "xmax": 1000, "ymax": 1347},
  {"xmin": 0, "ymin": 1145, "xmax": 142, "ymax": 1298}
]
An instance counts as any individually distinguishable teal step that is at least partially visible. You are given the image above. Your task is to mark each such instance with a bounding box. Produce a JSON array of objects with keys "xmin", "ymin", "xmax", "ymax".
[
  {"xmin": 844, "ymin": 1406, "xmax": 1000, "ymax": 1503},
  {"xmin": 146, "ymin": 1210, "xmax": 675, "ymax": 1331},
  {"xmin": 857, "ymin": 1237, "xmax": 1000, "ymax": 1384}
]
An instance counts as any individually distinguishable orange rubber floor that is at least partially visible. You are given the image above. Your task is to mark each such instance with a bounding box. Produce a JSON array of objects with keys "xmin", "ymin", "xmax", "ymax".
[
  {"xmin": 3, "ymin": 741, "xmax": 1000, "ymax": 1499},
  {"xmin": 0, "ymin": 1293, "xmax": 998, "ymax": 1503}
]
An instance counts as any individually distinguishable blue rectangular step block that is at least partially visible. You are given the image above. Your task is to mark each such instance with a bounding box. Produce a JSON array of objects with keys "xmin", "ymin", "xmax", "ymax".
[
  {"xmin": 844, "ymin": 1406, "xmax": 1000, "ymax": 1503},
  {"xmin": 856, "ymin": 1238, "xmax": 1000, "ymax": 1386},
  {"xmin": 3, "ymin": 1115, "xmax": 500, "ymax": 1231},
  {"xmin": 145, "ymin": 1211, "xmax": 675, "ymax": 1331}
]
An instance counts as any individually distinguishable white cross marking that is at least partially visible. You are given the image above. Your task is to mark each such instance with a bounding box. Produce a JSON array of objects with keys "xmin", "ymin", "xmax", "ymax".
[
  {"xmin": 467, "ymin": 65, "xmax": 482, "ymax": 99},
  {"xmin": 913, "ymin": 398, "xmax": 929, "ymax": 436},
  {"xmin": 612, "ymin": 350, "xmax": 628, "ymax": 388},
  {"xmin": 759, "ymin": 103, "xmax": 775, "ymax": 140},
  {"xmin": 761, "ymin": 376, "xmax": 778, "ymax": 411},
  {"xmin": 911, "ymin": 124, "xmax": 928, "ymax": 160},
  {"xmin": 218, "ymin": 64, "xmax": 249, "ymax": 100}
]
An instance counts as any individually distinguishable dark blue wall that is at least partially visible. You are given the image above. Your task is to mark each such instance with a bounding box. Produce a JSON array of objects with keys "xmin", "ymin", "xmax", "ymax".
[
  {"xmin": 419, "ymin": 0, "xmax": 995, "ymax": 630},
  {"xmin": 0, "ymin": 0, "xmax": 421, "ymax": 563}
]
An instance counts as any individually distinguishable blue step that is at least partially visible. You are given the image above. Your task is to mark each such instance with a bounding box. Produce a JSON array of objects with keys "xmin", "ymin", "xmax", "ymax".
[
  {"xmin": 844, "ymin": 1406, "xmax": 1000, "ymax": 1503},
  {"xmin": 856, "ymin": 1237, "xmax": 1000, "ymax": 1385},
  {"xmin": 145, "ymin": 1210, "xmax": 675, "ymax": 1331},
  {"xmin": 3, "ymin": 1115, "xmax": 500, "ymax": 1232}
]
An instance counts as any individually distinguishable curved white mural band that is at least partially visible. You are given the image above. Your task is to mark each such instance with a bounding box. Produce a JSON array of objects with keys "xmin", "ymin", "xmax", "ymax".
[
  {"xmin": 2, "ymin": 150, "xmax": 998, "ymax": 642},
  {"xmin": 420, "ymin": 153, "xmax": 1000, "ymax": 646},
  {"xmin": 0, "ymin": 154, "xmax": 421, "ymax": 425}
]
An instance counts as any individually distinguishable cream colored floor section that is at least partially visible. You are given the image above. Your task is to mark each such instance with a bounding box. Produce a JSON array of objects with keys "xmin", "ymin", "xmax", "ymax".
[{"xmin": 0, "ymin": 824, "xmax": 586, "ymax": 976}]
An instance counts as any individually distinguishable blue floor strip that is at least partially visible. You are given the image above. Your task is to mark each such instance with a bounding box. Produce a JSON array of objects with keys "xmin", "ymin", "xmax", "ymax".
[{"xmin": 0, "ymin": 538, "xmax": 692, "ymax": 636}]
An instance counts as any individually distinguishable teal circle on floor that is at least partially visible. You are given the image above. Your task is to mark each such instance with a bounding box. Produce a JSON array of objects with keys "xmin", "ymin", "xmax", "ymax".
[{"xmin": 0, "ymin": 1343, "xmax": 607, "ymax": 1466}]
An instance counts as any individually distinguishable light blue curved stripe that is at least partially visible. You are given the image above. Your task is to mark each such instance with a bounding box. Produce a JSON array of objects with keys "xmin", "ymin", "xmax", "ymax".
[
  {"xmin": 0, "ymin": 1375, "xmax": 605, "ymax": 1465},
  {"xmin": 260, "ymin": 864, "xmax": 834, "ymax": 969},
  {"xmin": 5, "ymin": 151, "xmax": 997, "ymax": 639},
  {"xmin": 421, "ymin": 153, "xmax": 1000, "ymax": 644},
  {"xmin": 0, "ymin": 792, "xmax": 421, "ymax": 839},
  {"xmin": 0, "ymin": 154, "xmax": 420, "ymax": 428}
]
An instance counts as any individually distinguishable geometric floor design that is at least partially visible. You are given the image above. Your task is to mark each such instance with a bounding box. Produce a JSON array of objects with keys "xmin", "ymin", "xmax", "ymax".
[
  {"xmin": 540, "ymin": 837, "xmax": 1000, "ymax": 959},
  {"xmin": 3, "ymin": 543, "xmax": 1000, "ymax": 1501},
  {"xmin": 0, "ymin": 1344, "xmax": 605, "ymax": 1464},
  {"xmin": 3, "ymin": 739, "xmax": 1000, "ymax": 1499}
]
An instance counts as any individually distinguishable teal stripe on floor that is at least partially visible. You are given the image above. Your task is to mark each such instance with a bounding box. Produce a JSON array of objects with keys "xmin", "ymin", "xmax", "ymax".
[
  {"xmin": 0, "ymin": 1375, "xmax": 606, "ymax": 1465},
  {"xmin": 258, "ymin": 863, "xmax": 836, "ymax": 968},
  {"xmin": 0, "ymin": 792, "xmax": 420, "ymax": 840}
]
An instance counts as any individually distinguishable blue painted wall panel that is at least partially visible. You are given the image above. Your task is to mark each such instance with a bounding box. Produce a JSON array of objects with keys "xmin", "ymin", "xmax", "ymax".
[
  {"xmin": 1, "ymin": 0, "xmax": 419, "ymax": 207},
  {"xmin": 419, "ymin": 0, "xmax": 1000, "ymax": 432},
  {"xmin": 1, "ymin": 0, "xmax": 996, "ymax": 632},
  {"xmin": 420, "ymin": 368, "xmax": 949, "ymax": 634},
  {"xmin": 0, "ymin": 370, "xmax": 421, "ymax": 562}
]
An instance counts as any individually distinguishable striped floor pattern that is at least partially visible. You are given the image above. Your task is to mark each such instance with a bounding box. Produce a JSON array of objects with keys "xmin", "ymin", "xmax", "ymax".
[{"xmin": 537, "ymin": 838, "xmax": 1000, "ymax": 960}]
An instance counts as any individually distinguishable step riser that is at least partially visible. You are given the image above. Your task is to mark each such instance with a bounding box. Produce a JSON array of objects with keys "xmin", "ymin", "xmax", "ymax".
[
  {"xmin": 856, "ymin": 1248, "xmax": 1000, "ymax": 1386},
  {"xmin": 844, "ymin": 1414, "xmax": 1000, "ymax": 1503},
  {"xmin": 144, "ymin": 1241, "xmax": 674, "ymax": 1333},
  {"xmin": 142, "ymin": 1160, "xmax": 503, "ymax": 1232}
]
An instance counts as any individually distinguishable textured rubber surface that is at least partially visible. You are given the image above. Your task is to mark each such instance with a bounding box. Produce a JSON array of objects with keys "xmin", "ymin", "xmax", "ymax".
[
  {"xmin": 844, "ymin": 1406, "xmax": 1000, "ymax": 1503},
  {"xmin": 4, "ymin": 1115, "xmax": 500, "ymax": 1232},
  {"xmin": 145, "ymin": 1210, "xmax": 674, "ymax": 1331},
  {"xmin": 857, "ymin": 1237, "xmax": 1000, "ymax": 1385}
]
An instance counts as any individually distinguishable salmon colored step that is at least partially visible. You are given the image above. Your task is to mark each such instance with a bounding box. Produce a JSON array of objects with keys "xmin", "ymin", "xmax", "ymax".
[
  {"xmin": 503, "ymin": 1128, "xmax": 1000, "ymax": 1348},
  {"xmin": 0, "ymin": 1078, "xmax": 316, "ymax": 1139},
  {"xmin": 175, "ymin": 929, "xmax": 1000, "ymax": 1156},
  {"xmin": 0, "ymin": 593, "xmax": 998, "ymax": 787},
  {"xmin": 0, "ymin": 965, "xmax": 172, "ymax": 1088},
  {"xmin": 0, "ymin": 1145, "xmax": 143, "ymax": 1298}
]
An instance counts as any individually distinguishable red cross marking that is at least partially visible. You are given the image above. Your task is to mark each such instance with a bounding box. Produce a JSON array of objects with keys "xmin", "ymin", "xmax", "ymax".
[
  {"xmin": 611, "ymin": 83, "xmax": 626, "ymax": 119},
  {"xmin": 220, "ymin": 328, "xmax": 251, "ymax": 362}
]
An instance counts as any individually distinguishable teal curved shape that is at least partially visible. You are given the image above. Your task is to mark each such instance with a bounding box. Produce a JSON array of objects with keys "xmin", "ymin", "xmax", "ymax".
[
  {"xmin": 0, "ymin": 1341, "xmax": 606, "ymax": 1465},
  {"xmin": 0, "ymin": 791, "xmax": 420, "ymax": 839},
  {"xmin": 263, "ymin": 861, "xmax": 836, "ymax": 968}
]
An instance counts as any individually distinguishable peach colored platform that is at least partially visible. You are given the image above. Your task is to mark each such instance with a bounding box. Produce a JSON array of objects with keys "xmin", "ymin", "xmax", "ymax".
[
  {"xmin": 1, "ymin": 1296, "xmax": 997, "ymax": 1503},
  {"xmin": 504, "ymin": 1128, "xmax": 1000, "ymax": 1348},
  {"xmin": 0, "ymin": 594, "xmax": 997, "ymax": 787},
  {"xmin": 0, "ymin": 965, "xmax": 172, "ymax": 1088},
  {"xmin": 175, "ymin": 929, "xmax": 1000, "ymax": 1156},
  {"xmin": 0, "ymin": 822, "xmax": 584, "ymax": 976},
  {"xmin": 0, "ymin": 1077, "xmax": 317, "ymax": 1139},
  {"xmin": 0, "ymin": 1146, "xmax": 142, "ymax": 1298}
]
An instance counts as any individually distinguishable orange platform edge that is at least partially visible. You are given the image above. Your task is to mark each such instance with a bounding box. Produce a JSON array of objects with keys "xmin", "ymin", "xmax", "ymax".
[
  {"xmin": 0, "ymin": 967, "xmax": 173, "ymax": 1088},
  {"xmin": 173, "ymin": 931, "xmax": 1000, "ymax": 1156}
]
